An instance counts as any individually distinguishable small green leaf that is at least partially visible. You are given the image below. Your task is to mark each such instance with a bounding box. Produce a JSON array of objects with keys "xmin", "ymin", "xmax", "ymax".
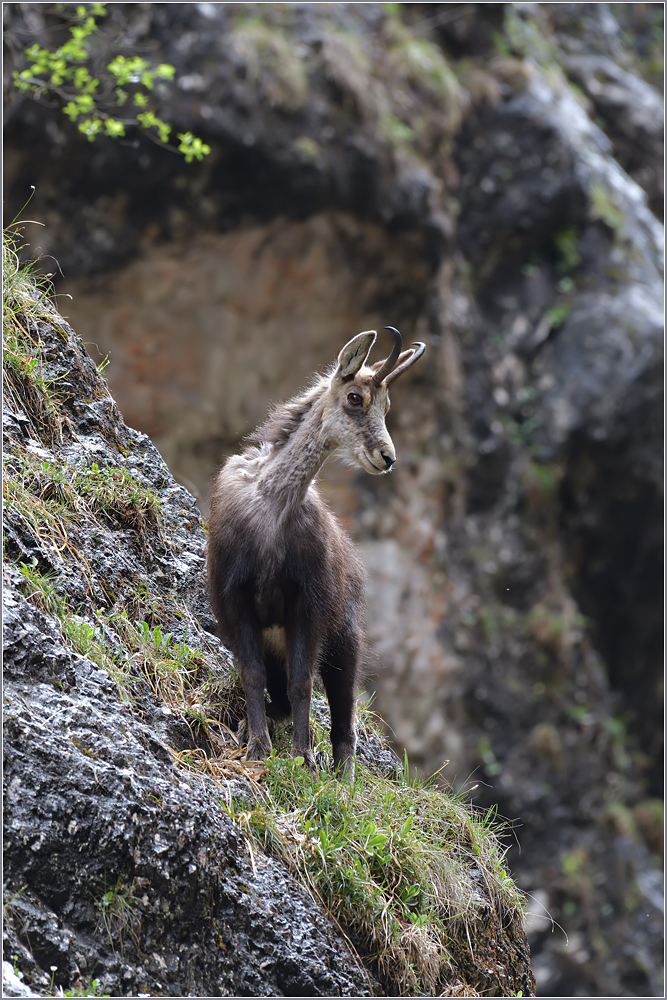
[{"xmin": 104, "ymin": 119, "xmax": 125, "ymax": 138}]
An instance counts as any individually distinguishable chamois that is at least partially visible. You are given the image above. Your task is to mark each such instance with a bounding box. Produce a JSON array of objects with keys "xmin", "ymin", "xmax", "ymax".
[{"xmin": 207, "ymin": 327, "xmax": 425, "ymax": 776}]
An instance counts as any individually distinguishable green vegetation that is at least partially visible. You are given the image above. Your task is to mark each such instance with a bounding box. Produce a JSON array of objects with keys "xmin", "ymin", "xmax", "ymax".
[
  {"xmin": 500, "ymin": 6, "xmax": 558, "ymax": 67},
  {"xmin": 3, "ymin": 231, "xmax": 70, "ymax": 441},
  {"xmin": 230, "ymin": 15, "xmax": 308, "ymax": 112},
  {"xmin": 380, "ymin": 111, "xmax": 416, "ymax": 148},
  {"xmin": 293, "ymin": 135, "xmax": 320, "ymax": 163},
  {"xmin": 4, "ymin": 449, "xmax": 162, "ymax": 561},
  {"xmin": 522, "ymin": 459, "xmax": 563, "ymax": 503},
  {"xmin": 526, "ymin": 604, "xmax": 567, "ymax": 655},
  {"xmin": 393, "ymin": 36, "xmax": 459, "ymax": 98},
  {"xmin": 18, "ymin": 560, "xmax": 67, "ymax": 618},
  {"xmin": 3, "ymin": 883, "xmax": 27, "ymax": 929},
  {"xmin": 61, "ymin": 981, "xmax": 109, "ymax": 997},
  {"xmin": 613, "ymin": 4, "xmax": 664, "ymax": 93},
  {"xmin": 554, "ymin": 229, "xmax": 582, "ymax": 273},
  {"xmin": 95, "ymin": 873, "xmax": 141, "ymax": 951},
  {"xmin": 589, "ymin": 179, "xmax": 626, "ymax": 239},
  {"xmin": 226, "ymin": 722, "xmax": 524, "ymax": 995},
  {"xmin": 10, "ymin": 4, "xmax": 210, "ymax": 160},
  {"xmin": 15, "ymin": 557, "xmax": 245, "ymax": 732},
  {"xmin": 477, "ymin": 739, "xmax": 502, "ymax": 778}
]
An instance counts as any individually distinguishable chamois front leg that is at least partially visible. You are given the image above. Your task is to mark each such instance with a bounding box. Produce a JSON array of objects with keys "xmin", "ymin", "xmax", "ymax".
[
  {"xmin": 321, "ymin": 631, "xmax": 359, "ymax": 781},
  {"xmin": 235, "ymin": 620, "xmax": 272, "ymax": 762}
]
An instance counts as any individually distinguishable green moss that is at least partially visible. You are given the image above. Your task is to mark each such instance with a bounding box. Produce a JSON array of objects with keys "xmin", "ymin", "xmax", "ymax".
[
  {"xmin": 547, "ymin": 302, "xmax": 572, "ymax": 329},
  {"xmin": 397, "ymin": 38, "xmax": 459, "ymax": 97},
  {"xmin": 554, "ymin": 228, "xmax": 582, "ymax": 272},
  {"xmin": 230, "ymin": 18, "xmax": 308, "ymax": 112},
  {"xmin": 502, "ymin": 7, "xmax": 559, "ymax": 67},
  {"xmin": 380, "ymin": 111, "xmax": 416, "ymax": 148},
  {"xmin": 293, "ymin": 135, "xmax": 320, "ymax": 163},
  {"xmin": 589, "ymin": 180, "xmax": 626, "ymax": 239}
]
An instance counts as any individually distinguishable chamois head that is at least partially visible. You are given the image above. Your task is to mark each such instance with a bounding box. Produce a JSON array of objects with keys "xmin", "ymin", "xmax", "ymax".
[{"xmin": 323, "ymin": 327, "xmax": 425, "ymax": 475}]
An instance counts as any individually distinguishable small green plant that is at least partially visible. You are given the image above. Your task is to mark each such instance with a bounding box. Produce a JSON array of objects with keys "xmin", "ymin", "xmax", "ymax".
[
  {"xmin": 478, "ymin": 606, "xmax": 498, "ymax": 644},
  {"xmin": 62, "ymin": 979, "xmax": 109, "ymax": 997},
  {"xmin": 3, "ymin": 882, "xmax": 27, "ymax": 930},
  {"xmin": 11, "ymin": 4, "xmax": 210, "ymax": 160},
  {"xmin": 18, "ymin": 560, "xmax": 67, "ymax": 617},
  {"xmin": 61, "ymin": 616, "xmax": 133, "ymax": 696},
  {"xmin": 526, "ymin": 604, "xmax": 567, "ymax": 654},
  {"xmin": 477, "ymin": 738, "xmax": 502, "ymax": 777},
  {"xmin": 95, "ymin": 873, "xmax": 140, "ymax": 951},
  {"xmin": 502, "ymin": 6, "xmax": 558, "ymax": 66},
  {"xmin": 546, "ymin": 301, "xmax": 572, "ymax": 329},
  {"xmin": 127, "ymin": 619, "xmax": 199, "ymax": 701}
]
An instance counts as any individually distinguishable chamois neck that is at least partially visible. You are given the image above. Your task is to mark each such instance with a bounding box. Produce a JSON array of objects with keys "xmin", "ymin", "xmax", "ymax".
[{"xmin": 257, "ymin": 394, "xmax": 331, "ymax": 513}]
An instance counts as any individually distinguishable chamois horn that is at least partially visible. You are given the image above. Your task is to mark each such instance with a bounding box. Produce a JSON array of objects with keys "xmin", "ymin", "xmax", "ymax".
[
  {"xmin": 371, "ymin": 326, "xmax": 404, "ymax": 386},
  {"xmin": 384, "ymin": 339, "xmax": 426, "ymax": 385}
]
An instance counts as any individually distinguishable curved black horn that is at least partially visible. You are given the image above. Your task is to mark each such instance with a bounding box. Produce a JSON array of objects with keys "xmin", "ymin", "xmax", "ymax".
[
  {"xmin": 384, "ymin": 341, "xmax": 426, "ymax": 385},
  {"xmin": 371, "ymin": 326, "xmax": 403, "ymax": 386}
]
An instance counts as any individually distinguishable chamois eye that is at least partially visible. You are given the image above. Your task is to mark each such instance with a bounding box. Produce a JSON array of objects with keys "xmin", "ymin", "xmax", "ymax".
[{"xmin": 347, "ymin": 392, "xmax": 363, "ymax": 406}]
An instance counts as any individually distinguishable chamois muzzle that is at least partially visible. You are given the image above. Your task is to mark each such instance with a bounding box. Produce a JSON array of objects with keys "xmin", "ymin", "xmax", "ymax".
[{"xmin": 371, "ymin": 326, "xmax": 426, "ymax": 387}]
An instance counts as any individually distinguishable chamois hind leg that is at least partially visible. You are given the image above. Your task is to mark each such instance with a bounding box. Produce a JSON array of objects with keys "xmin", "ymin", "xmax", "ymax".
[
  {"xmin": 320, "ymin": 631, "xmax": 359, "ymax": 780},
  {"xmin": 235, "ymin": 617, "xmax": 272, "ymax": 761},
  {"xmin": 285, "ymin": 605, "xmax": 319, "ymax": 774},
  {"xmin": 265, "ymin": 650, "xmax": 291, "ymax": 730}
]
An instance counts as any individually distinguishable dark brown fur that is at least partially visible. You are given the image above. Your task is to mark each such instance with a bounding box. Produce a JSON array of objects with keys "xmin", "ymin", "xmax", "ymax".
[{"xmin": 207, "ymin": 330, "xmax": 424, "ymax": 775}]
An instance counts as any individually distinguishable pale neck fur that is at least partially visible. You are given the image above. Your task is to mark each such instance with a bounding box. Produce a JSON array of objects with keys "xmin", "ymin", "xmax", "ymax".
[{"xmin": 256, "ymin": 395, "xmax": 333, "ymax": 515}]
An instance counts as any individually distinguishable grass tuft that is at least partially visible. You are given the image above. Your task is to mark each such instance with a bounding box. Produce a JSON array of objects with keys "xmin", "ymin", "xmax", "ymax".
[
  {"xmin": 229, "ymin": 725, "xmax": 525, "ymax": 996},
  {"xmin": 3, "ymin": 231, "xmax": 69, "ymax": 443}
]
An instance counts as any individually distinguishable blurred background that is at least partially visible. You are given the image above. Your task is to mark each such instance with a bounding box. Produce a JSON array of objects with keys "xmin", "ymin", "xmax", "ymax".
[{"xmin": 3, "ymin": 3, "xmax": 663, "ymax": 996}]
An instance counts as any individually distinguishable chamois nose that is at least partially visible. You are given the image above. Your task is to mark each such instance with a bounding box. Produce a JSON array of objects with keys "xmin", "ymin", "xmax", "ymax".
[{"xmin": 381, "ymin": 451, "xmax": 396, "ymax": 469}]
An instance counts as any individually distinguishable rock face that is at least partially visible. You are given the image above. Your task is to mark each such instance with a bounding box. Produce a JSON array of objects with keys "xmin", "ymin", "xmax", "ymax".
[
  {"xmin": 3, "ymin": 590, "xmax": 377, "ymax": 999},
  {"xmin": 2, "ymin": 305, "xmax": 382, "ymax": 998},
  {"xmin": 3, "ymin": 3, "xmax": 663, "ymax": 997}
]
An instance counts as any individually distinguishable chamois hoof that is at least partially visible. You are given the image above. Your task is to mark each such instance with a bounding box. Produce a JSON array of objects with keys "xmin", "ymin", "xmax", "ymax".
[
  {"xmin": 292, "ymin": 746, "xmax": 317, "ymax": 775},
  {"xmin": 246, "ymin": 734, "xmax": 272, "ymax": 762}
]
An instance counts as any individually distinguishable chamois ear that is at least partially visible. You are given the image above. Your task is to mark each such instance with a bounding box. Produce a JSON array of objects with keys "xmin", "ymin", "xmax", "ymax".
[{"xmin": 335, "ymin": 331, "xmax": 376, "ymax": 380}]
